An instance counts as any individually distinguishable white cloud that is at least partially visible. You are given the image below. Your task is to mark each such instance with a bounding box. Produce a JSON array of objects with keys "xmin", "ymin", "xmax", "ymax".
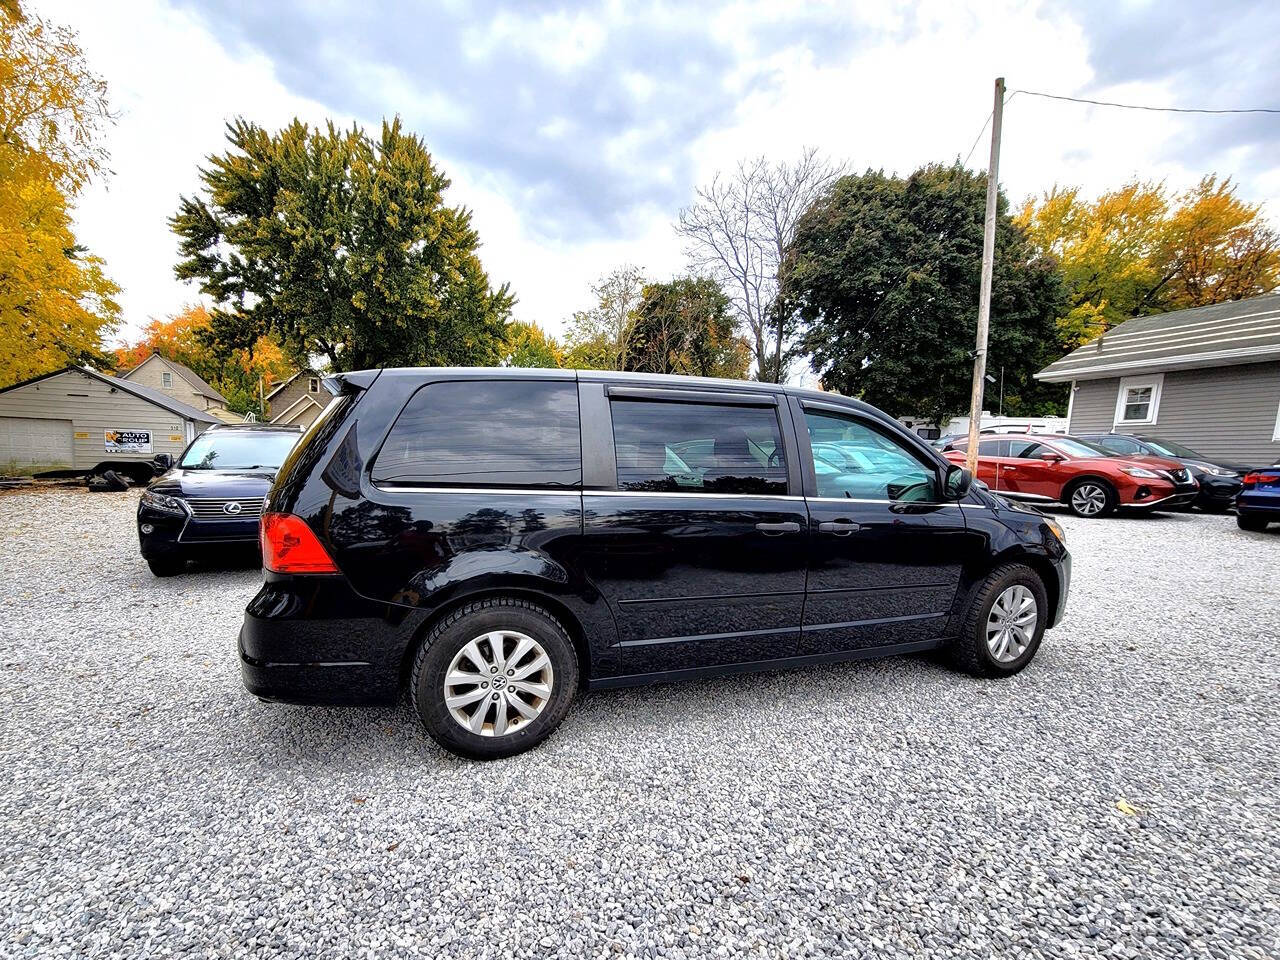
[{"xmin": 31, "ymin": 0, "xmax": 1280, "ymax": 359}]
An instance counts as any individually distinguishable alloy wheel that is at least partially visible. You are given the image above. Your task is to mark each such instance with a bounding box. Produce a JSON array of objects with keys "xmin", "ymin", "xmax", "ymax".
[
  {"xmin": 1071, "ymin": 483, "xmax": 1107, "ymax": 516},
  {"xmin": 986, "ymin": 585, "xmax": 1038, "ymax": 663},
  {"xmin": 443, "ymin": 631, "xmax": 555, "ymax": 737}
]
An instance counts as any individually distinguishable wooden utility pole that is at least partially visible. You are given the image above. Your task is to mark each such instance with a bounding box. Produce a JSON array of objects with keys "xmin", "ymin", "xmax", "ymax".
[{"xmin": 965, "ymin": 76, "xmax": 1005, "ymax": 475}]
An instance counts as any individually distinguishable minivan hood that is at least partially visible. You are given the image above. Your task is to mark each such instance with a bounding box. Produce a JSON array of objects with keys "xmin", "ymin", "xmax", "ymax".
[{"xmin": 150, "ymin": 467, "xmax": 276, "ymax": 499}]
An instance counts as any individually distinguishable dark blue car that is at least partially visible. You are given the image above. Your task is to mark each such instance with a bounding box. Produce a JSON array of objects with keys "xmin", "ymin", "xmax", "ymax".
[
  {"xmin": 137, "ymin": 423, "xmax": 302, "ymax": 576},
  {"xmin": 1237, "ymin": 464, "xmax": 1280, "ymax": 532}
]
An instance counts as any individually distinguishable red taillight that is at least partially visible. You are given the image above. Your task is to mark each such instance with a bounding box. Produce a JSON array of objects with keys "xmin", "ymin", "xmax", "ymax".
[
  {"xmin": 1241, "ymin": 471, "xmax": 1279, "ymax": 487},
  {"xmin": 260, "ymin": 512, "xmax": 338, "ymax": 574}
]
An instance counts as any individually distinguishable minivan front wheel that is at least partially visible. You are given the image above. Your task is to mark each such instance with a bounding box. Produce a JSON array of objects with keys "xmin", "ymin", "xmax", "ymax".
[
  {"xmin": 411, "ymin": 598, "xmax": 579, "ymax": 759},
  {"xmin": 946, "ymin": 564, "xmax": 1048, "ymax": 678}
]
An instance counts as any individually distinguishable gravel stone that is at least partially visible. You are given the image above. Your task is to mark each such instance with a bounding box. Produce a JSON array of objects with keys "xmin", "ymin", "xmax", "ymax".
[{"xmin": 1, "ymin": 487, "xmax": 1277, "ymax": 958}]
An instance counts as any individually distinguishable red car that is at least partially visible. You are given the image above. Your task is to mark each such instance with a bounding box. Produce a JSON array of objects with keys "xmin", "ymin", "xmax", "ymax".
[{"xmin": 943, "ymin": 434, "xmax": 1199, "ymax": 518}]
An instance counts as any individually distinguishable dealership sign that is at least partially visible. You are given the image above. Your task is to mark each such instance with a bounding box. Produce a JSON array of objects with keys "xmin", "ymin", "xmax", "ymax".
[{"xmin": 104, "ymin": 429, "xmax": 153, "ymax": 454}]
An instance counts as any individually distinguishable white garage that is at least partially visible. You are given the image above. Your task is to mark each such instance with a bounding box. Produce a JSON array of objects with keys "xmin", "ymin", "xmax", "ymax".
[
  {"xmin": 0, "ymin": 416, "xmax": 74, "ymax": 470},
  {"xmin": 0, "ymin": 366, "xmax": 218, "ymax": 476}
]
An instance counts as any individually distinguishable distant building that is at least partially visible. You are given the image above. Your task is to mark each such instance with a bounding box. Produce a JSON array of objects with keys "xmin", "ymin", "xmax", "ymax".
[
  {"xmin": 1036, "ymin": 293, "xmax": 1280, "ymax": 463},
  {"xmin": 122, "ymin": 353, "xmax": 240, "ymax": 424},
  {"xmin": 0, "ymin": 366, "xmax": 217, "ymax": 474},
  {"xmin": 265, "ymin": 370, "xmax": 327, "ymax": 428}
]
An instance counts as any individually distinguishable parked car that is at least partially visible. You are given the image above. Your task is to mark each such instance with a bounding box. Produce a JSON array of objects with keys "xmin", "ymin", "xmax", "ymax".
[
  {"xmin": 137, "ymin": 423, "xmax": 303, "ymax": 576},
  {"xmin": 241, "ymin": 368, "xmax": 1071, "ymax": 759},
  {"xmin": 1236, "ymin": 463, "xmax": 1280, "ymax": 531},
  {"xmin": 941, "ymin": 434, "xmax": 1199, "ymax": 518},
  {"xmin": 1074, "ymin": 433, "xmax": 1246, "ymax": 513}
]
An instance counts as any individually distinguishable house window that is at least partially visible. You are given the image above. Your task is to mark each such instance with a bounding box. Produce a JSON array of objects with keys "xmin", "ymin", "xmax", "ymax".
[
  {"xmin": 162, "ymin": 371, "xmax": 172, "ymax": 387},
  {"xmin": 307, "ymin": 378, "xmax": 319, "ymax": 394},
  {"xmin": 1114, "ymin": 374, "xmax": 1163, "ymax": 426}
]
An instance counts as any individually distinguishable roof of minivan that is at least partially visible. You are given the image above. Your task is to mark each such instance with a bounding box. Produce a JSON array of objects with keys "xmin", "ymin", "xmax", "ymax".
[{"xmin": 336, "ymin": 366, "xmax": 875, "ymax": 411}]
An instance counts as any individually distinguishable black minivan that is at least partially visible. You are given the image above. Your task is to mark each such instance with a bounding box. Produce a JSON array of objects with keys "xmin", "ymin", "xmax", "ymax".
[{"xmin": 242, "ymin": 368, "xmax": 1070, "ymax": 758}]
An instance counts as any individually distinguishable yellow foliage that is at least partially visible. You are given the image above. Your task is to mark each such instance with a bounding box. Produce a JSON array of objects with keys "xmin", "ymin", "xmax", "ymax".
[
  {"xmin": 0, "ymin": 8, "xmax": 118, "ymax": 386},
  {"xmin": 1019, "ymin": 177, "xmax": 1280, "ymax": 350},
  {"xmin": 0, "ymin": 147, "xmax": 118, "ymax": 385}
]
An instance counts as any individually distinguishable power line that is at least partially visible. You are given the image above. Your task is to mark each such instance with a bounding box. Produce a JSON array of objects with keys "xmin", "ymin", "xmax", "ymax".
[
  {"xmin": 962, "ymin": 111, "xmax": 993, "ymax": 168},
  {"xmin": 1009, "ymin": 88, "xmax": 1280, "ymax": 115}
]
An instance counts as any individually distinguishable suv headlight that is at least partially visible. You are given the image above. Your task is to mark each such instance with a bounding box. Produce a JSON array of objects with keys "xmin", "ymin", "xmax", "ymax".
[
  {"xmin": 1044, "ymin": 516, "xmax": 1066, "ymax": 543},
  {"xmin": 141, "ymin": 490, "xmax": 187, "ymax": 515},
  {"xmin": 1200, "ymin": 465, "xmax": 1235, "ymax": 478},
  {"xmin": 1121, "ymin": 467, "xmax": 1160, "ymax": 479}
]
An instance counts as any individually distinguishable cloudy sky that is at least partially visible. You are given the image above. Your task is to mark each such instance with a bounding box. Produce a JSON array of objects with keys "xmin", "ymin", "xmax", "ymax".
[{"xmin": 38, "ymin": 0, "xmax": 1280, "ymax": 346}]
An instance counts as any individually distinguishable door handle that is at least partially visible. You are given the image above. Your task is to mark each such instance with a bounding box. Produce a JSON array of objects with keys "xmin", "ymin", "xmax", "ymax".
[
  {"xmin": 1002, "ymin": 465, "xmax": 1017, "ymax": 471},
  {"xmin": 755, "ymin": 521, "xmax": 801, "ymax": 535},
  {"xmin": 818, "ymin": 519, "xmax": 861, "ymax": 535}
]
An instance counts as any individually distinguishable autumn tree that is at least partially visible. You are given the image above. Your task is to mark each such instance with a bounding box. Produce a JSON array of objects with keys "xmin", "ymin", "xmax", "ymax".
[
  {"xmin": 171, "ymin": 117, "xmax": 514, "ymax": 372},
  {"xmin": 677, "ymin": 149, "xmax": 844, "ymax": 382},
  {"xmin": 0, "ymin": 6, "xmax": 119, "ymax": 386},
  {"xmin": 561, "ymin": 265, "xmax": 645, "ymax": 370},
  {"xmin": 501, "ymin": 321, "xmax": 563, "ymax": 368},
  {"xmin": 115, "ymin": 305, "xmax": 293, "ymax": 418},
  {"xmin": 1018, "ymin": 176, "xmax": 1280, "ymax": 348},
  {"xmin": 787, "ymin": 164, "xmax": 1066, "ymax": 426},
  {"xmin": 629, "ymin": 276, "xmax": 750, "ymax": 379}
]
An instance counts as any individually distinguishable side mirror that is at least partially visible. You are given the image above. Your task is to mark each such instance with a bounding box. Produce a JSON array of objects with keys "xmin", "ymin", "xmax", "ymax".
[
  {"xmin": 945, "ymin": 465, "xmax": 973, "ymax": 499},
  {"xmin": 1037, "ymin": 451, "xmax": 1064, "ymax": 462},
  {"xmin": 153, "ymin": 453, "xmax": 174, "ymax": 471}
]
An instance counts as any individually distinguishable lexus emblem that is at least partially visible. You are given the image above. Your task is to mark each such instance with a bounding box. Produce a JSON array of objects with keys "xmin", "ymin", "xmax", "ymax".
[{"xmin": 223, "ymin": 501, "xmax": 243, "ymax": 516}]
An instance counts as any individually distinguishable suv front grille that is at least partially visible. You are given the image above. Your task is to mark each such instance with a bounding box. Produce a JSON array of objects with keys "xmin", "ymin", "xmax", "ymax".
[{"xmin": 185, "ymin": 497, "xmax": 265, "ymax": 520}]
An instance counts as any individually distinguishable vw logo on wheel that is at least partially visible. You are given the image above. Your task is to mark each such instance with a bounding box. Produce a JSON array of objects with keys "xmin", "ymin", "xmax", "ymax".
[{"xmin": 222, "ymin": 501, "xmax": 243, "ymax": 516}]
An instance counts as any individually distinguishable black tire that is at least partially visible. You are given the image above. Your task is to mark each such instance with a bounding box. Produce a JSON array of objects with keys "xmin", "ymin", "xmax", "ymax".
[
  {"xmin": 147, "ymin": 555, "xmax": 185, "ymax": 577},
  {"xmin": 411, "ymin": 598, "xmax": 579, "ymax": 760},
  {"xmin": 1065, "ymin": 478, "xmax": 1116, "ymax": 518},
  {"xmin": 1237, "ymin": 513, "xmax": 1269, "ymax": 532},
  {"xmin": 945, "ymin": 563, "xmax": 1048, "ymax": 678}
]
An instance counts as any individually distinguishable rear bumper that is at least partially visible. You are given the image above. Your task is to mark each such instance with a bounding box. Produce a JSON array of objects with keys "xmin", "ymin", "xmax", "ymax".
[
  {"xmin": 1236, "ymin": 493, "xmax": 1280, "ymax": 518},
  {"xmin": 238, "ymin": 574, "xmax": 424, "ymax": 705}
]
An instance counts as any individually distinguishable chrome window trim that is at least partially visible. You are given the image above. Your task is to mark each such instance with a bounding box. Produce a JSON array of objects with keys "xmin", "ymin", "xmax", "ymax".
[
  {"xmin": 372, "ymin": 485, "xmax": 584, "ymax": 496},
  {"xmin": 370, "ymin": 484, "xmax": 989, "ymax": 507}
]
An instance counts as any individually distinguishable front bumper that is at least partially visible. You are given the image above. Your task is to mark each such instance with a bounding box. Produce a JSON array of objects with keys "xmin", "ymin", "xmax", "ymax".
[
  {"xmin": 238, "ymin": 574, "xmax": 425, "ymax": 705},
  {"xmin": 1124, "ymin": 484, "xmax": 1199, "ymax": 510},
  {"xmin": 1196, "ymin": 476, "xmax": 1243, "ymax": 507},
  {"xmin": 1048, "ymin": 551, "xmax": 1071, "ymax": 628},
  {"xmin": 137, "ymin": 504, "xmax": 259, "ymax": 559}
]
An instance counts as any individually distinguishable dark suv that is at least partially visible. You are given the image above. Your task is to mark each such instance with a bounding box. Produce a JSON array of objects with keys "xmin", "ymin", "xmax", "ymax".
[
  {"xmin": 242, "ymin": 369, "xmax": 1071, "ymax": 759},
  {"xmin": 138, "ymin": 423, "xmax": 302, "ymax": 576}
]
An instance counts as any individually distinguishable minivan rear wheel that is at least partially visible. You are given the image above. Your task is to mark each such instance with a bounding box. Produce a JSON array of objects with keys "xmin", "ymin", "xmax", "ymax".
[
  {"xmin": 945, "ymin": 564, "xmax": 1048, "ymax": 678},
  {"xmin": 411, "ymin": 598, "xmax": 579, "ymax": 759}
]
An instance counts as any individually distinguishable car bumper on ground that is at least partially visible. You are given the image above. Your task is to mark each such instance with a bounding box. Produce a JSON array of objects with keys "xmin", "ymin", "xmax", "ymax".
[
  {"xmin": 1123, "ymin": 483, "xmax": 1199, "ymax": 511},
  {"xmin": 238, "ymin": 574, "xmax": 425, "ymax": 705},
  {"xmin": 1236, "ymin": 492, "xmax": 1280, "ymax": 521},
  {"xmin": 1196, "ymin": 476, "xmax": 1243, "ymax": 508},
  {"xmin": 1048, "ymin": 552, "xmax": 1071, "ymax": 628}
]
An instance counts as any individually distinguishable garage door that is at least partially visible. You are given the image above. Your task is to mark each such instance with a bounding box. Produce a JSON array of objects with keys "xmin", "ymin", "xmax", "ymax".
[{"xmin": 0, "ymin": 417, "xmax": 73, "ymax": 470}]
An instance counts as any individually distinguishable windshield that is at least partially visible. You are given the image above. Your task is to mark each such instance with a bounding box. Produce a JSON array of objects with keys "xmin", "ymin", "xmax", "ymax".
[
  {"xmin": 1142, "ymin": 437, "xmax": 1203, "ymax": 459},
  {"xmin": 179, "ymin": 431, "xmax": 299, "ymax": 470},
  {"xmin": 1050, "ymin": 437, "xmax": 1116, "ymax": 459}
]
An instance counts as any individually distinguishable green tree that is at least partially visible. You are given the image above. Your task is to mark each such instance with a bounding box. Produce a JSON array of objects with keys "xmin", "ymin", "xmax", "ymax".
[
  {"xmin": 1018, "ymin": 176, "xmax": 1280, "ymax": 348},
  {"xmin": 630, "ymin": 276, "xmax": 750, "ymax": 378},
  {"xmin": 501, "ymin": 320, "xmax": 562, "ymax": 368},
  {"xmin": 561, "ymin": 265, "xmax": 645, "ymax": 370},
  {"xmin": 171, "ymin": 117, "xmax": 514, "ymax": 372},
  {"xmin": 787, "ymin": 163, "xmax": 1066, "ymax": 425}
]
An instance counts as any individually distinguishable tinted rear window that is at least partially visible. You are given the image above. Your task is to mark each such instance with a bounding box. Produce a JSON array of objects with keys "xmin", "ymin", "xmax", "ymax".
[
  {"xmin": 372, "ymin": 380, "xmax": 581, "ymax": 487},
  {"xmin": 610, "ymin": 399, "xmax": 787, "ymax": 495}
]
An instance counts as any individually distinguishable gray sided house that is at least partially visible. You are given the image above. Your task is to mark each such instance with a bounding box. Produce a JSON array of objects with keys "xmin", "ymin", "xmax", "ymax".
[
  {"xmin": 265, "ymin": 371, "xmax": 327, "ymax": 428},
  {"xmin": 1036, "ymin": 294, "xmax": 1280, "ymax": 464},
  {"xmin": 122, "ymin": 353, "xmax": 241, "ymax": 425},
  {"xmin": 0, "ymin": 366, "xmax": 218, "ymax": 475}
]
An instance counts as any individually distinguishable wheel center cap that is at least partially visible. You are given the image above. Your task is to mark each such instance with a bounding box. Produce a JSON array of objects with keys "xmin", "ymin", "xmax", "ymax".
[{"xmin": 492, "ymin": 675, "xmax": 507, "ymax": 690}]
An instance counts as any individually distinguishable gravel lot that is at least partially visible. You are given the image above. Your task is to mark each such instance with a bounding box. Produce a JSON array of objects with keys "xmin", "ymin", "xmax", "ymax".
[{"xmin": 1, "ymin": 487, "xmax": 1277, "ymax": 959}]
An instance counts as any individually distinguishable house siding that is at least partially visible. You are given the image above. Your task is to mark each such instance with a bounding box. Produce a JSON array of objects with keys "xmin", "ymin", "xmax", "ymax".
[
  {"xmin": 268, "ymin": 375, "xmax": 324, "ymax": 426},
  {"xmin": 0, "ymin": 370, "xmax": 202, "ymax": 471},
  {"xmin": 124, "ymin": 355, "xmax": 227, "ymax": 413},
  {"xmin": 1068, "ymin": 361, "xmax": 1280, "ymax": 463}
]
